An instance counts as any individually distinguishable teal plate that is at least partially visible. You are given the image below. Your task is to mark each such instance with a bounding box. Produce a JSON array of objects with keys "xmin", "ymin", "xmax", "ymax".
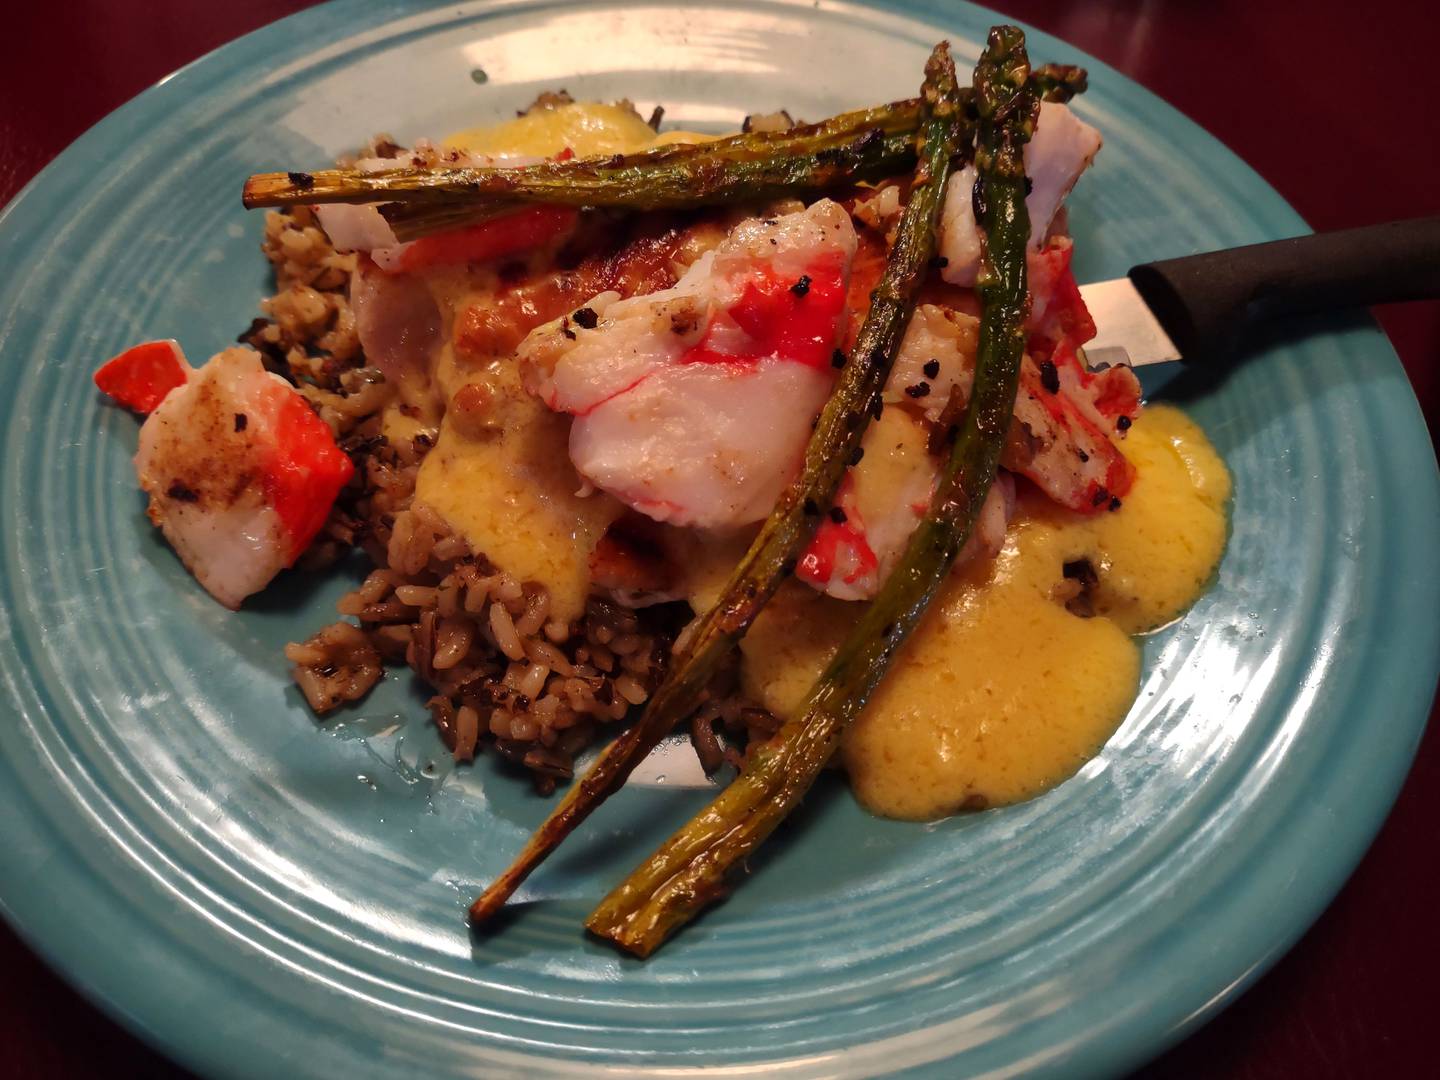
[{"xmin": 1, "ymin": 1, "xmax": 1437, "ymax": 1076}]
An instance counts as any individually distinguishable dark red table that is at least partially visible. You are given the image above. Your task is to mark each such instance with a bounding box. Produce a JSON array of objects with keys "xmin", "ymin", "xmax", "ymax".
[{"xmin": 4, "ymin": 2, "xmax": 1436, "ymax": 1076}]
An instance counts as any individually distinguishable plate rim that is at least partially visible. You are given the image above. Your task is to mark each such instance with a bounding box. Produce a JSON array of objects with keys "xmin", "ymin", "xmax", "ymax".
[{"xmin": 1, "ymin": 1, "xmax": 1437, "ymax": 1077}]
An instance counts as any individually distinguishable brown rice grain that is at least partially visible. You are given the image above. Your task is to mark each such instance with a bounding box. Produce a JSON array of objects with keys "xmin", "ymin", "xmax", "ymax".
[
  {"xmin": 433, "ymin": 618, "xmax": 475, "ymax": 670},
  {"xmin": 525, "ymin": 639, "xmax": 573, "ymax": 677},
  {"xmin": 614, "ymin": 674, "xmax": 649, "ymax": 706},
  {"xmin": 519, "ymin": 662, "xmax": 550, "ymax": 701},
  {"xmin": 489, "ymin": 601, "xmax": 526, "ymax": 660},
  {"xmin": 394, "ymin": 585, "xmax": 438, "ymax": 608},
  {"xmin": 609, "ymin": 633, "xmax": 643, "ymax": 656},
  {"xmin": 515, "ymin": 588, "xmax": 550, "ymax": 636},
  {"xmin": 453, "ymin": 705, "xmax": 480, "ymax": 762}
]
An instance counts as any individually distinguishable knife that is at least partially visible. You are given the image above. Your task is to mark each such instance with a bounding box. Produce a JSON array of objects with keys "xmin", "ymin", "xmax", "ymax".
[{"xmin": 1077, "ymin": 216, "xmax": 1440, "ymax": 368}]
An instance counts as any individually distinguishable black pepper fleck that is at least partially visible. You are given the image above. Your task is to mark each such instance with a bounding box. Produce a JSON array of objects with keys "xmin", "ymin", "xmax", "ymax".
[
  {"xmin": 1077, "ymin": 448, "xmax": 1089, "ymax": 462},
  {"xmin": 234, "ymin": 413, "xmax": 248, "ymax": 432},
  {"xmin": 166, "ymin": 481, "xmax": 199, "ymax": 503},
  {"xmin": 1091, "ymin": 487, "xmax": 1110, "ymax": 507},
  {"xmin": 789, "ymin": 274, "xmax": 812, "ymax": 297},
  {"xmin": 928, "ymin": 255, "xmax": 949, "ymax": 269},
  {"xmin": 831, "ymin": 349, "xmax": 847, "ymax": 369},
  {"xmin": 829, "ymin": 506, "xmax": 848, "ymax": 524},
  {"xmin": 1109, "ymin": 496, "xmax": 1122, "ymax": 512},
  {"xmin": 905, "ymin": 381, "xmax": 931, "ymax": 398},
  {"xmin": 1038, "ymin": 360, "xmax": 1060, "ymax": 394},
  {"xmin": 1116, "ymin": 414, "xmax": 1132, "ymax": 431},
  {"xmin": 803, "ymin": 498, "xmax": 819, "ymax": 515},
  {"xmin": 287, "ymin": 170, "xmax": 315, "ymax": 190},
  {"xmin": 572, "ymin": 307, "xmax": 598, "ymax": 329},
  {"xmin": 922, "ymin": 359, "xmax": 941, "ymax": 379}
]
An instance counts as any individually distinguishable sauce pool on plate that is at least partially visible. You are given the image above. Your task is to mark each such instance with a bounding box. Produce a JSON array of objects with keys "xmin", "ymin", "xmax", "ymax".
[{"xmin": 741, "ymin": 405, "xmax": 1230, "ymax": 818}]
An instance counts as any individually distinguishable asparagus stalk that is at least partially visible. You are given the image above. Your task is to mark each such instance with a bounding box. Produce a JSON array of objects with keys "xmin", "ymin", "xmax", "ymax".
[
  {"xmin": 585, "ymin": 25, "xmax": 1040, "ymax": 957},
  {"xmin": 242, "ymin": 101, "xmax": 925, "ymax": 209},
  {"xmin": 468, "ymin": 41, "xmax": 968, "ymax": 926},
  {"xmin": 242, "ymin": 64, "xmax": 1083, "ymax": 218},
  {"xmin": 376, "ymin": 128, "xmax": 916, "ymax": 239}
]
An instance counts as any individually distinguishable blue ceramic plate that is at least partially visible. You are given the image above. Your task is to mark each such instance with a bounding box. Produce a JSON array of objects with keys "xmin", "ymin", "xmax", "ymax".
[{"xmin": 0, "ymin": 2, "xmax": 1436, "ymax": 1076}]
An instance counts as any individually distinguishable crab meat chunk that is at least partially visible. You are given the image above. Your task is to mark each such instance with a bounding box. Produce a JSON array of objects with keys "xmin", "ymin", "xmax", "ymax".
[
  {"xmin": 798, "ymin": 248, "xmax": 1137, "ymax": 601},
  {"xmin": 131, "ymin": 346, "xmax": 354, "ymax": 608},
  {"xmin": 520, "ymin": 199, "xmax": 858, "ymax": 529},
  {"xmin": 797, "ymin": 406, "xmax": 1014, "ymax": 601},
  {"xmin": 884, "ymin": 241, "xmax": 1140, "ymax": 515}
]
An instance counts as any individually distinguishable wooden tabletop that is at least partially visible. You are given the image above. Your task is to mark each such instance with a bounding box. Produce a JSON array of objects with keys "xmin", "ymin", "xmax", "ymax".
[{"xmin": 2, "ymin": 1, "xmax": 1436, "ymax": 1076}]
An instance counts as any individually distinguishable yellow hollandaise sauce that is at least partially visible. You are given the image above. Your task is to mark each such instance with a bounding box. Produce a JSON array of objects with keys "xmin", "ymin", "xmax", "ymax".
[
  {"xmin": 408, "ymin": 104, "xmax": 688, "ymax": 622},
  {"xmin": 740, "ymin": 405, "xmax": 1230, "ymax": 820},
  {"xmin": 413, "ymin": 344, "xmax": 624, "ymax": 625},
  {"xmin": 445, "ymin": 101, "xmax": 717, "ymax": 158}
]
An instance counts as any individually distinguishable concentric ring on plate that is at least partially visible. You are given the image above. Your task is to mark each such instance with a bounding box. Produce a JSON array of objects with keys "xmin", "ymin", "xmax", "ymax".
[{"xmin": 0, "ymin": 1, "xmax": 1434, "ymax": 1077}]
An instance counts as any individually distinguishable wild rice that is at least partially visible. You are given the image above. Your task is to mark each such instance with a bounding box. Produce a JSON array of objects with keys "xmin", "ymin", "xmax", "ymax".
[
  {"xmin": 287, "ymin": 505, "xmax": 677, "ymax": 791},
  {"xmin": 262, "ymin": 185, "xmax": 771, "ymax": 792}
]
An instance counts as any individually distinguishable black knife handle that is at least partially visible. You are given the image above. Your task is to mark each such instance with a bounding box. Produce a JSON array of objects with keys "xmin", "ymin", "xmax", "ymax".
[{"xmin": 1128, "ymin": 216, "xmax": 1440, "ymax": 364}]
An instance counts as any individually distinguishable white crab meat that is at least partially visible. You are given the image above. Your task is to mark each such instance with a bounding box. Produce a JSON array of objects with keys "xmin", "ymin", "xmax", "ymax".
[
  {"xmin": 133, "ymin": 347, "xmax": 353, "ymax": 608},
  {"xmin": 938, "ymin": 102, "xmax": 1103, "ymax": 286},
  {"xmin": 519, "ymin": 199, "xmax": 858, "ymax": 529},
  {"xmin": 796, "ymin": 266, "xmax": 1135, "ymax": 601},
  {"xmin": 878, "ymin": 287, "xmax": 1140, "ymax": 514},
  {"xmin": 349, "ymin": 258, "xmax": 441, "ymax": 381},
  {"xmin": 796, "ymin": 403, "xmax": 1014, "ymax": 601}
]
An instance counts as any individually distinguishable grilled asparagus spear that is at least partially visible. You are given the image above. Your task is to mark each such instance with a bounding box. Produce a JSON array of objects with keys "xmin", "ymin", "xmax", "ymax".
[
  {"xmin": 585, "ymin": 24, "xmax": 1040, "ymax": 957},
  {"xmin": 242, "ymin": 102, "xmax": 924, "ymax": 210},
  {"xmin": 376, "ymin": 128, "xmax": 915, "ymax": 239},
  {"xmin": 468, "ymin": 41, "xmax": 968, "ymax": 926},
  {"xmin": 241, "ymin": 64, "xmax": 1083, "ymax": 221}
]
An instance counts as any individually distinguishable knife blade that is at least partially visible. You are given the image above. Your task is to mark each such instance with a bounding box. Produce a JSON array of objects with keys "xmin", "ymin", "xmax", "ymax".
[
  {"xmin": 1077, "ymin": 276, "xmax": 1179, "ymax": 369},
  {"xmin": 1074, "ymin": 216, "xmax": 1440, "ymax": 370}
]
